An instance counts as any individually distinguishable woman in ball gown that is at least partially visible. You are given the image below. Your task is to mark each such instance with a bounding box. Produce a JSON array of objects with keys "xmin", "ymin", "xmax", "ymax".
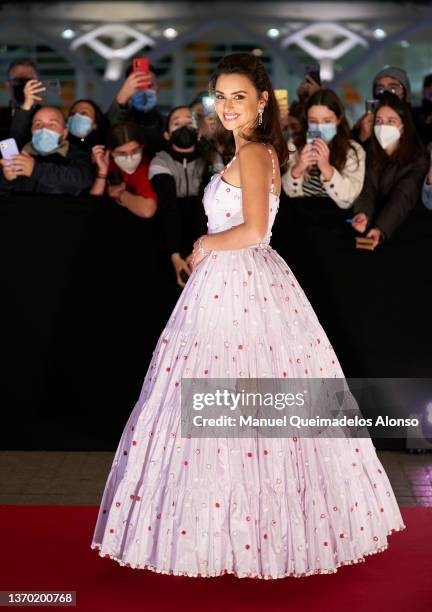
[{"xmin": 91, "ymin": 53, "xmax": 406, "ymax": 579}]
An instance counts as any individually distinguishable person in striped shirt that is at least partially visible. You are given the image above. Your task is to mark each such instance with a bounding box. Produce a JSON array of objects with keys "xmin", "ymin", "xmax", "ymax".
[{"xmin": 282, "ymin": 89, "xmax": 365, "ymax": 210}]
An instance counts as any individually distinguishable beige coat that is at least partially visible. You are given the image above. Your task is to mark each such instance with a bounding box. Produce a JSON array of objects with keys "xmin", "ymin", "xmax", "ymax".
[{"xmin": 282, "ymin": 139, "xmax": 366, "ymax": 209}]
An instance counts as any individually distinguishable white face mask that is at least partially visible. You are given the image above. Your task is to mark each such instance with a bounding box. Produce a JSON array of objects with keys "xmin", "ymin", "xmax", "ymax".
[
  {"xmin": 374, "ymin": 124, "xmax": 401, "ymax": 150},
  {"xmin": 114, "ymin": 151, "xmax": 142, "ymax": 174}
]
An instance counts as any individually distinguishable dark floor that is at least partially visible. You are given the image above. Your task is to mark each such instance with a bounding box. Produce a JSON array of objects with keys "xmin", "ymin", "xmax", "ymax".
[{"xmin": 0, "ymin": 450, "xmax": 431, "ymax": 506}]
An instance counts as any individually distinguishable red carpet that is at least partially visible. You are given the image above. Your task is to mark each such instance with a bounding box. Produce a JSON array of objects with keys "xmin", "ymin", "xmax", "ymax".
[{"xmin": 0, "ymin": 505, "xmax": 430, "ymax": 612}]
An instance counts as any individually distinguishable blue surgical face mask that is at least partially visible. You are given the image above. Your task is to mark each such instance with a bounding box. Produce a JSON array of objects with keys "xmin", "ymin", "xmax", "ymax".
[
  {"xmin": 31, "ymin": 128, "xmax": 61, "ymax": 155},
  {"xmin": 308, "ymin": 122, "xmax": 338, "ymax": 144},
  {"xmin": 131, "ymin": 89, "xmax": 158, "ymax": 112},
  {"xmin": 67, "ymin": 113, "xmax": 93, "ymax": 138}
]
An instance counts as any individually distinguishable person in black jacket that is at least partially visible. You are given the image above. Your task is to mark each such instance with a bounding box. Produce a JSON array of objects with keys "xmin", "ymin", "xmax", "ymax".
[
  {"xmin": 0, "ymin": 58, "xmax": 41, "ymax": 143},
  {"xmin": 352, "ymin": 93, "xmax": 429, "ymax": 248},
  {"xmin": 148, "ymin": 105, "xmax": 223, "ymax": 288},
  {"xmin": 0, "ymin": 106, "xmax": 93, "ymax": 196},
  {"xmin": 106, "ymin": 63, "xmax": 167, "ymax": 158}
]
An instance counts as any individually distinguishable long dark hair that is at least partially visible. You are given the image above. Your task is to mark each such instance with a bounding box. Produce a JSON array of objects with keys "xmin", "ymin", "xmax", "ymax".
[
  {"xmin": 369, "ymin": 92, "xmax": 427, "ymax": 169},
  {"xmin": 208, "ymin": 53, "xmax": 289, "ymax": 168},
  {"xmin": 298, "ymin": 89, "xmax": 359, "ymax": 172}
]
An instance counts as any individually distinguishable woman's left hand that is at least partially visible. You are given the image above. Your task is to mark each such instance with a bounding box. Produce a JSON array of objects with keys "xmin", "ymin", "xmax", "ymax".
[
  {"xmin": 191, "ymin": 236, "xmax": 210, "ymax": 271},
  {"xmin": 313, "ymin": 139, "xmax": 333, "ymax": 179}
]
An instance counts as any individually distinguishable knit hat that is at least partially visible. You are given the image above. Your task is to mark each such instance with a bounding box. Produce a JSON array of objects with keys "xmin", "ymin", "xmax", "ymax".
[{"xmin": 373, "ymin": 66, "xmax": 411, "ymax": 99}]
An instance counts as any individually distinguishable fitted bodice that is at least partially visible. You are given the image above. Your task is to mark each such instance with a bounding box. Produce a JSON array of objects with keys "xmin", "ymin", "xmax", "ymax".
[{"xmin": 202, "ymin": 159, "xmax": 280, "ymax": 246}]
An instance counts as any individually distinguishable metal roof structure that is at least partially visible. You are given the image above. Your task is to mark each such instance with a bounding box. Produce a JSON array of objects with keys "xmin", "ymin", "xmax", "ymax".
[{"xmin": 0, "ymin": 1, "xmax": 431, "ymax": 113}]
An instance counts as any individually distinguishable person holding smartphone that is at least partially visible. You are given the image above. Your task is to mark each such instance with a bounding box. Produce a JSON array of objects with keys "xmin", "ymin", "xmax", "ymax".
[
  {"xmin": 283, "ymin": 89, "xmax": 365, "ymax": 209},
  {"xmin": 107, "ymin": 60, "xmax": 167, "ymax": 159},
  {"xmin": 9, "ymin": 76, "xmax": 63, "ymax": 150},
  {"xmin": 279, "ymin": 89, "xmax": 365, "ymax": 321},
  {"xmin": 0, "ymin": 58, "xmax": 40, "ymax": 142},
  {"xmin": 0, "ymin": 106, "xmax": 93, "ymax": 196}
]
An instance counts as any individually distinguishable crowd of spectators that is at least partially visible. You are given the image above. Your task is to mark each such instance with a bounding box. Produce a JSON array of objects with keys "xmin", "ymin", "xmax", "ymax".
[{"xmin": 1, "ymin": 57, "xmax": 432, "ymax": 287}]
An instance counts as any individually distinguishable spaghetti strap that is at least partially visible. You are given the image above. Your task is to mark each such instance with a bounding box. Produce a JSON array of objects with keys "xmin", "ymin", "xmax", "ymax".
[
  {"xmin": 264, "ymin": 144, "xmax": 276, "ymax": 194},
  {"xmin": 222, "ymin": 146, "xmax": 276, "ymax": 195}
]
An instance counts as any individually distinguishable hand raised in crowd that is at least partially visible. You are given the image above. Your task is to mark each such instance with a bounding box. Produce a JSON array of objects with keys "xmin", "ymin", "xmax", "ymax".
[
  {"xmin": 297, "ymin": 75, "xmax": 321, "ymax": 101},
  {"xmin": 312, "ymin": 139, "xmax": 334, "ymax": 181},
  {"xmin": 116, "ymin": 72, "xmax": 152, "ymax": 106},
  {"xmin": 107, "ymin": 182, "xmax": 126, "ymax": 200},
  {"xmin": 92, "ymin": 145, "xmax": 110, "ymax": 175},
  {"xmin": 171, "ymin": 253, "xmax": 191, "ymax": 288},
  {"xmin": 351, "ymin": 212, "xmax": 369, "ymax": 233},
  {"xmin": 291, "ymin": 143, "xmax": 317, "ymax": 178},
  {"xmin": 21, "ymin": 79, "xmax": 45, "ymax": 111},
  {"xmin": 8, "ymin": 152, "xmax": 35, "ymax": 177}
]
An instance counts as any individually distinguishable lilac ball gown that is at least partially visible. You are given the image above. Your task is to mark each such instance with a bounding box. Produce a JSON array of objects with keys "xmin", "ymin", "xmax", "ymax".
[{"xmin": 91, "ymin": 145, "xmax": 406, "ymax": 579}]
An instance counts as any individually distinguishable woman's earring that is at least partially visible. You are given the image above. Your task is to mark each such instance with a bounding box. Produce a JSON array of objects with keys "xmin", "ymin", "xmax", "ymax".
[{"xmin": 258, "ymin": 106, "xmax": 264, "ymax": 126}]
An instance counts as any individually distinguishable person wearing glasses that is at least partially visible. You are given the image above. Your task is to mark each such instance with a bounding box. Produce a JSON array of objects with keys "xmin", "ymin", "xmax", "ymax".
[
  {"xmin": 351, "ymin": 93, "xmax": 429, "ymax": 248},
  {"xmin": 353, "ymin": 67, "xmax": 432, "ymax": 146}
]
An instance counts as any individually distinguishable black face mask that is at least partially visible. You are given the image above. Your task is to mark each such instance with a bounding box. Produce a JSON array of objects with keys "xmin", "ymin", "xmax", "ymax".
[
  {"xmin": 10, "ymin": 78, "xmax": 29, "ymax": 104},
  {"xmin": 170, "ymin": 126, "xmax": 198, "ymax": 149}
]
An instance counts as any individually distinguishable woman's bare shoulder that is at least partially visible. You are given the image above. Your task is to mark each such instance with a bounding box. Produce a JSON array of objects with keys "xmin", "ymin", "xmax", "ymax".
[{"xmin": 237, "ymin": 141, "xmax": 273, "ymax": 160}]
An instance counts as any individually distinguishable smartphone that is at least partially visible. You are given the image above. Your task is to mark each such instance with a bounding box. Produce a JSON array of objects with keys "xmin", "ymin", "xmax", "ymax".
[
  {"xmin": 40, "ymin": 79, "xmax": 61, "ymax": 96},
  {"xmin": 365, "ymin": 99, "xmax": 379, "ymax": 113},
  {"xmin": 107, "ymin": 169, "xmax": 123, "ymax": 186},
  {"xmin": 306, "ymin": 129, "xmax": 321, "ymax": 144},
  {"xmin": 305, "ymin": 64, "xmax": 321, "ymax": 86},
  {"xmin": 274, "ymin": 89, "xmax": 289, "ymax": 115},
  {"xmin": 133, "ymin": 57, "xmax": 150, "ymax": 91},
  {"xmin": 355, "ymin": 236, "xmax": 376, "ymax": 251},
  {"xmin": 0, "ymin": 138, "xmax": 19, "ymax": 165}
]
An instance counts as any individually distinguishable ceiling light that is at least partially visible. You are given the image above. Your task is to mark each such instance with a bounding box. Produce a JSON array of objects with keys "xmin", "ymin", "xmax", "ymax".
[
  {"xmin": 267, "ymin": 28, "xmax": 280, "ymax": 39},
  {"xmin": 373, "ymin": 28, "xmax": 387, "ymax": 40},
  {"xmin": 163, "ymin": 28, "xmax": 178, "ymax": 40},
  {"xmin": 61, "ymin": 29, "xmax": 76, "ymax": 40}
]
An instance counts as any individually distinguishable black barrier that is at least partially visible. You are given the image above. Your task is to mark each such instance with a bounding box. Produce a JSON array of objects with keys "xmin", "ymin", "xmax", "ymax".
[
  {"xmin": 1, "ymin": 192, "xmax": 431, "ymax": 450},
  {"xmin": 272, "ymin": 192, "xmax": 432, "ymax": 378},
  {"xmin": 0, "ymin": 194, "xmax": 176, "ymax": 450}
]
